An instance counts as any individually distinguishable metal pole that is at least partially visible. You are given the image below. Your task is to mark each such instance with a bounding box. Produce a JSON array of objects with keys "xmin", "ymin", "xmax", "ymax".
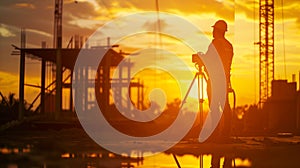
[
  {"xmin": 41, "ymin": 41, "xmax": 46, "ymax": 114},
  {"xmin": 172, "ymin": 154, "xmax": 181, "ymax": 168},
  {"xmin": 69, "ymin": 70, "xmax": 73, "ymax": 112},
  {"xmin": 19, "ymin": 28, "xmax": 26, "ymax": 120},
  {"xmin": 41, "ymin": 59, "xmax": 46, "ymax": 114},
  {"xmin": 53, "ymin": 0, "xmax": 63, "ymax": 119},
  {"xmin": 297, "ymin": 71, "xmax": 300, "ymax": 130}
]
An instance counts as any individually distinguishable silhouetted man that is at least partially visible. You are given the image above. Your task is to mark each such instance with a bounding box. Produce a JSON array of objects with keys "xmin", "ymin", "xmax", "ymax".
[
  {"xmin": 195, "ymin": 20, "xmax": 234, "ymax": 140},
  {"xmin": 209, "ymin": 20, "xmax": 233, "ymax": 139}
]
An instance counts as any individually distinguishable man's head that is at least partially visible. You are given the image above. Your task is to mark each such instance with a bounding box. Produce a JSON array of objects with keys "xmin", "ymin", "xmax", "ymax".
[{"xmin": 212, "ymin": 20, "xmax": 227, "ymax": 38}]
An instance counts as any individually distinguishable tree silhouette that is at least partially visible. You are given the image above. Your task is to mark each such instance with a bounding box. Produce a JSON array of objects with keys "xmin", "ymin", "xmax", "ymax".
[{"xmin": 0, "ymin": 92, "xmax": 32, "ymax": 125}]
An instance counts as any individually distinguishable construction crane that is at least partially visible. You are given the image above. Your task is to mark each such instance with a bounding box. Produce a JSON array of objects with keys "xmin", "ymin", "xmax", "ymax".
[{"xmin": 258, "ymin": 0, "xmax": 274, "ymax": 107}]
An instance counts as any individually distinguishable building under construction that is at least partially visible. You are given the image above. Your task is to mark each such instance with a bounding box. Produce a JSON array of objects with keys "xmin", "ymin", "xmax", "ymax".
[
  {"xmin": 14, "ymin": 33, "xmax": 145, "ymax": 120},
  {"xmin": 9, "ymin": 0, "xmax": 145, "ymax": 121}
]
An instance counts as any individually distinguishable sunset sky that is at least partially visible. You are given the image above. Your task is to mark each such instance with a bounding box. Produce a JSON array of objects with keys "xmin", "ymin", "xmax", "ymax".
[{"xmin": 0, "ymin": 0, "xmax": 299, "ymax": 106}]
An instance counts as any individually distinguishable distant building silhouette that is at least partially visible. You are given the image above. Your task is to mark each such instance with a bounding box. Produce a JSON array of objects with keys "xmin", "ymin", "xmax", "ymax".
[{"xmin": 264, "ymin": 80, "xmax": 299, "ymax": 133}]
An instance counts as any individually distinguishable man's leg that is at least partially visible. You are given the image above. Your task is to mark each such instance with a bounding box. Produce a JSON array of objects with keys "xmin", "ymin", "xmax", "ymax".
[{"xmin": 221, "ymin": 97, "xmax": 232, "ymax": 137}]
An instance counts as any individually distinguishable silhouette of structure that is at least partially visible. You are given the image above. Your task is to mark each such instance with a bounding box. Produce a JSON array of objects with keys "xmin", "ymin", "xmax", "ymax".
[
  {"xmin": 255, "ymin": 0, "xmax": 300, "ymax": 134},
  {"xmin": 12, "ymin": 0, "xmax": 145, "ymax": 120},
  {"xmin": 264, "ymin": 80, "xmax": 299, "ymax": 133},
  {"xmin": 14, "ymin": 34, "xmax": 145, "ymax": 120},
  {"xmin": 258, "ymin": 0, "xmax": 275, "ymax": 107}
]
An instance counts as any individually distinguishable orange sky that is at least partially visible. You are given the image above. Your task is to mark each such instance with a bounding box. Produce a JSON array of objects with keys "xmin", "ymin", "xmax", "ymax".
[{"xmin": 0, "ymin": 0, "xmax": 299, "ymax": 106}]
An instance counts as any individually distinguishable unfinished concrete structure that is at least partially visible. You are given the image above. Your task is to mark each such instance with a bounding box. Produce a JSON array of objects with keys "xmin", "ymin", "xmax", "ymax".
[{"xmin": 15, "ymin": 34, "xmax": 145, "ymax": 120}]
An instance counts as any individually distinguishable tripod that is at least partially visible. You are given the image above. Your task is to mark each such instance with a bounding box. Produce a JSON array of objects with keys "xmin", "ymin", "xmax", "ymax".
[
  {"xmin": 181, "ymin": 63, "xmax": 207, "ymax": 128},
  {"xmin": 173, "ymin": 63, "xmax": 207, "ymax": 168},
  {"xmin": 173, "ymin": 63, "xmax": 237, "ymax": 168}
]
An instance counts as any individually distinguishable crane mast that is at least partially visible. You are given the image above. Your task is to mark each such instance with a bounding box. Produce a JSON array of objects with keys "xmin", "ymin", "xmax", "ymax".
[{"xmin": 259, "ymin": 0, "xmax": 274, "ymax": 107}]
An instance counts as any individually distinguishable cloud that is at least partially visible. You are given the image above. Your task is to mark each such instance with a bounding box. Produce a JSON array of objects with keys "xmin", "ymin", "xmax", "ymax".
[
  {"xmin": 106, "ymin": 0, "xmax": 234, "ymax": 19},
  {"xmin": 0, "ymin": 24, "xmax": 16, "ymax": 37},
  {"xmin": 236, "ymin": 0, "xmax": 300, "ymax": 27},
  {"xmin": 0, "ymin": 0, "xmax": 235, "ymax": 46},
  {"xmin": 142, "ymin": 19, "xmax": 168, "ymax": 32},
  {"xmin": 14, "ymin": 3, "xmax": 35, "ymax": 9},
  {"xmin": 0, "ymin": 1, "xmax": 53, "ymax": 35},
  {"xmin": 67, "ymin": 14, "xmax": 104, "ymax": 29},
  {"xmin": 26, "ymin": 28, "xmax": 52, "ymax": 38}
]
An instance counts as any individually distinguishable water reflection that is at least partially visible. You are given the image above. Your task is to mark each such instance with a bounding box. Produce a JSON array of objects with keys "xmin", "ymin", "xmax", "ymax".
[
  {"xmin": 0, "ymin": 145, "xmax": 31, "ymax": 154},
  {"xmin": 0, "ymin": 145, "xmax": 252, "ymax": 168},
  {"xmin": 1, "ymin": 127, "xmax": 299, "ymax": 168},
  {"xmin": 1, "ymin": 146, "xmax": 143, "ymax": 168}
]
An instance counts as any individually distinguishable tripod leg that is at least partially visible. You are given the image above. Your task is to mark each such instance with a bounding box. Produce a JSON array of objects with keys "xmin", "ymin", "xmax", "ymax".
[
  {"xmin": 198, "ymin": 72, "xmax": 205, "ymax": 128},
  {"xmin": 179, "ymin": 73, "xmax": 199, "ymax": 109}
]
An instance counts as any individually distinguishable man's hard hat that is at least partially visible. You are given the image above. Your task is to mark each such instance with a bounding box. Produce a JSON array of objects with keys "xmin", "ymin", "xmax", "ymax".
[{"xmin": 212, "ymin": 20, "xmax": 228, "ymax": 31}]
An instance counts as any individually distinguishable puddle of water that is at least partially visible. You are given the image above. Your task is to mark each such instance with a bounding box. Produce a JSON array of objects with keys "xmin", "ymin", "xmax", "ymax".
[
  {"xmin": 1, "ymin": 128, "xmax": 299, "ymax": 168},
  {"xmin": 1, "ymin": 145, "xmax": 251, "ymax": 168},
  {"xmin": 0, "ymin": 145, "xmax": 31, "ymax": 154}
]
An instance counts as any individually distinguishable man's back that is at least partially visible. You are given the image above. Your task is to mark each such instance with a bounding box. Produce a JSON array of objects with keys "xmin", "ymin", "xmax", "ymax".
[{"xmin": 212, "ymin": 37, "xmax": 233, "ymax": 83}]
